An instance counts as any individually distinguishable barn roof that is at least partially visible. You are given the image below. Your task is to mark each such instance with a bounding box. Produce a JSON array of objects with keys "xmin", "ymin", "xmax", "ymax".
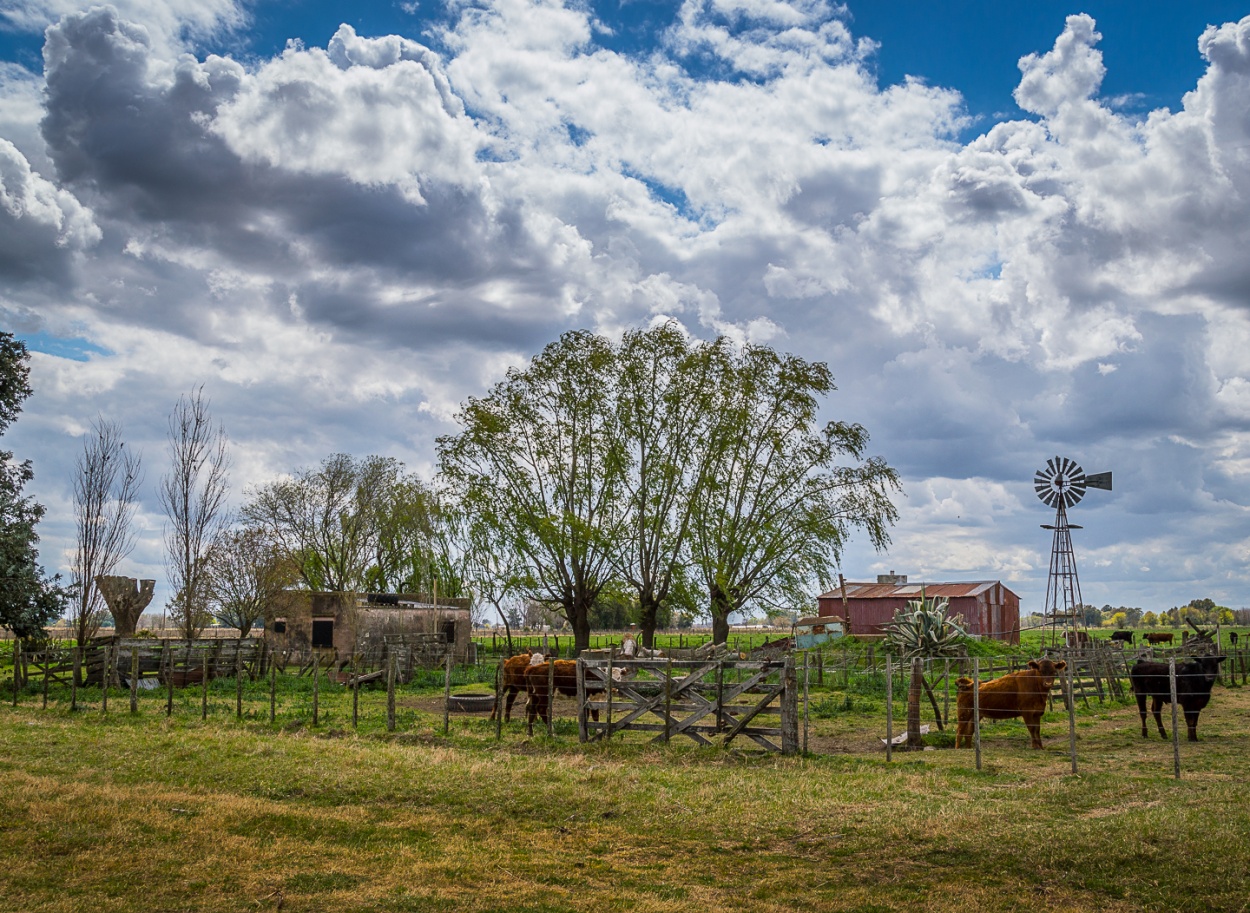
[{"xmin": 817, "ymin": 581, "xmax": 1013, "ymax": 600}]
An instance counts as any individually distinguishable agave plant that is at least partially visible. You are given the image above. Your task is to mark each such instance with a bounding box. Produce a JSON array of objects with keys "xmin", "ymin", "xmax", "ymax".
[
  {"xmin": 882, "ymin": 593, "xmax": 968, "ymax": 748},
  {"xmin": 882, "ymin": 595, "xmax": 968, "ymax": 659}
]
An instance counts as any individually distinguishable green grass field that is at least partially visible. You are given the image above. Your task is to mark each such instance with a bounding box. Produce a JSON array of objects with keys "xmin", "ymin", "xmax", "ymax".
[{"xmin": 2, "ymin": 652, "xmax": 1248, "ymax": 913}]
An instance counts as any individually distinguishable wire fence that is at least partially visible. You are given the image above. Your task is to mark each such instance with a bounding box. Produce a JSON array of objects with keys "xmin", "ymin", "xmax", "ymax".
[{"xmin": 3, "ymin": 636, "xmax": 1247, "ymax": 779}]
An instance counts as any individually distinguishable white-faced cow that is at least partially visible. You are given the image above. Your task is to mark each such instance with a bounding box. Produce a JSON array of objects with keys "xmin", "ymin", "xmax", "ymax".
[
  {"xmin": 1130, "ymin": 655, "xmax": 1226, "ymax": 742},
  {"xmin": 955, "ymin": 659, "xmax": 1067, "ymax": 749}
]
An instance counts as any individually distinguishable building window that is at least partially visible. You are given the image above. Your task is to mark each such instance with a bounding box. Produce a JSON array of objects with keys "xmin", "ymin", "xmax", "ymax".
[{"xmin": 312, "ymin": 619, "xmax": 334, "ymax": 649}]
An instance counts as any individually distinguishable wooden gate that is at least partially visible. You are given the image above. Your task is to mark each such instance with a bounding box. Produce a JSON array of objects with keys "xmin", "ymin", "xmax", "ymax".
[{"xmin": 577, "ymin": 656, "xmax": 798, "ymax": 754}]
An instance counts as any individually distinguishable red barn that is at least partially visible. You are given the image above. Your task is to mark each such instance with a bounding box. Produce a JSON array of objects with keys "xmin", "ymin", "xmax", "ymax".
[{"xmin": 816, "ymin": 575, "xmax": 1020, "ymax": 644}]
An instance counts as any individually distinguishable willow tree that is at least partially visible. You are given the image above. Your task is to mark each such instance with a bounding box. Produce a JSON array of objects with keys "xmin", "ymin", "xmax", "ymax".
[
  {"xmin": 244, "ymin": 453, "xmax": 398, "ymax": 593},
  {"xmin": 613, "ymin": 322, "xmax": 712, "ymax": 648},
  {"xmin": 688, "ymin": 342, "xmax": 900, "ymax": 644},
  {"xmin": 438, "ymin": 330, "xmax": 624, "ymax": 653}
]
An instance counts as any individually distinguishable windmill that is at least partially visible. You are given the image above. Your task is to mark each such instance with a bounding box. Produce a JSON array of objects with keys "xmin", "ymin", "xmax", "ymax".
[{"xmin": 1033, "ymin": 457, "xmax": 1112, "ymax": 644}]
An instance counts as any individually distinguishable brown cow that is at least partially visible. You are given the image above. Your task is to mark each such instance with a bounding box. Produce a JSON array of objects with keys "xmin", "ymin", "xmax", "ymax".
[
  {"xmin": 955, "ymin": 659, "xmax": 1067, "ymax": 749},
  {"xmin": 524, "ymin": 659, "xmax": 619, "ymax": 735},
  {"xmin": 1145, "ymin": 632, "xmax": 1174, "ymax": 645},
  {"xmin": 489, "ymin": 651, "xmax": 545, "ymax": 722}
]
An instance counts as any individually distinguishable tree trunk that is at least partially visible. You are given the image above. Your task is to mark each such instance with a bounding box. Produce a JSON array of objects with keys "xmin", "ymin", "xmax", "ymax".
[
  {"xmin": 710, "ymin": 588, "xmax": 733, "ymax": 645},
  {"xmin": 564, "ymin": 598, "xmax": 593, "ymax": 654},
  {"xmin": 906, "ymin": 657, "xmax": 925, "ymax": 749},
  {"xmin": 638, "ymin": 593, "xmax": 660, "ymax": 649}
]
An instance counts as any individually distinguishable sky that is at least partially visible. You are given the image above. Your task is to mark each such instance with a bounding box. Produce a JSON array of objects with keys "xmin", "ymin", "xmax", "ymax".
[{"xmin": 3, "ymin": 0, "xmax": 1250, "ymax": 622}]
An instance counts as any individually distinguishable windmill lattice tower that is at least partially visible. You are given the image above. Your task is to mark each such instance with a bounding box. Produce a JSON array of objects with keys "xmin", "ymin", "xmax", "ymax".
[{"xmin": 1033, "ymin": 457, "xmax": 1111, "ymax": 645}]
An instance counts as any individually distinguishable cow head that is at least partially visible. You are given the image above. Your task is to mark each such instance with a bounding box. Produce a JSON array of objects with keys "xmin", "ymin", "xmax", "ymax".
[
  {"xmin": 1195, "ymin": 655, "xmax": 1226, "ymax": 682},
  {"xmin": 529, "ymin": 653, "xmax": 546, "ymax": 666},
  {"xmin": 1027, "ymin": 658, "xmax": 1067, "ymax": 688}
]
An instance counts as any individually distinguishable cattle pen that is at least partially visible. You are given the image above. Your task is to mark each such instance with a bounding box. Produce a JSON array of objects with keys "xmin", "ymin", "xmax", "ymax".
[{"xmin": 3, "ymin": 630, "xmax": 1248, "ymax": 773}]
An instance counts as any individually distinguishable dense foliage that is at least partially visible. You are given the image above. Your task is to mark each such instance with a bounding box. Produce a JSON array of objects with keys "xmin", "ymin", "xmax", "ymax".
[{"xmin": 0, "ymin": 333, "xmax": 66, "ymax": 637}]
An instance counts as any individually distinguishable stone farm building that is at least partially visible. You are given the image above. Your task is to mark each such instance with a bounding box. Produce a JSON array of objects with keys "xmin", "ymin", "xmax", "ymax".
[
  {"xmin": 816, "ymin": 574, "xmax": 1021, "ymax": 644},
  {"xmin": 265, "ymin": 592, "xmax": 473, "ymax": 662}
]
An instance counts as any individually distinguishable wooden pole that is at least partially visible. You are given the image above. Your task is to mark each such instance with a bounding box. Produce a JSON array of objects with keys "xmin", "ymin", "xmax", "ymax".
[
  {"xmin": 884, "ymin": 654, "xmax": 893, "ymax": 761},
  {"xmin": 1169, "ymin": 658, "xmax": 1181, "ymax": 780},
  {"xmin": 716, "ymin": 660, "xmax": 724, "ymax": 732},
  {"xmin": 802, "ymin": 651, "xmax": 810, "ymax": 755},
  {"xmin": 235, "ymin": 644, "xmax": 243, "ymax": 720},
  {"xmin": 494, "ymin": 660, "xmax": 502, "ymax": 741},
  {"xmin": 442, "ymin": 646, "xmax": 453, "ymax": 735},
  {"xmin": 312, "ymin": 650, "xmax": 320, "ymax": 726},
  {"xmin": 11, "ymin": 639, "xmax": 20, "ymax": 707},
  {"xmin": 71, "ymin": 647, "xmax": 80, "ymax": 712},
  {"xmin": 386, "ymin": 653, "xmax": 396, "ymax": 732},
  {"xmin": 546, "ymin": 655, "xmax": 555, "ymax": 738},
  {"xmin": 973, "ymin": 658, "xmax": 981, "ymax": 771},
  {"xmin": 201, "ymin": 647, "xmax": 209, "ymax": 721},
  {"xmin": 351, "ymin": 654, "xmax": 359, "ymax": 729},
  {"xmin": 576, "ymin": 656, "xmax": 587, "ymax": 743},
  {"xmin": 1066, "ymin": 662, "xmax": 1078, "ymax": 773},
  {"xmin": 165, "ymin": 643, "xmax": 174, "ymax": 717},
  {"xmin": 100, "ymin": 644, "xmax": 111, "ymax": 714},
  {"xmin": 943, "ymin": 659, "xmax": 950, "ymax": 725},
  {"xmin": 604, "ymin": 646, "xmax": 615, "ymax": 742},
  {"xmin": 269, "ymin": 661, "xmax": 277, "ymax": 723},
  {"xmin": 42, "ymin": 648, "xmax": 50, "ymax": 710},
  {"xmin": 130, "ymin": 646, "xmax": 139, "ymax": 714}
]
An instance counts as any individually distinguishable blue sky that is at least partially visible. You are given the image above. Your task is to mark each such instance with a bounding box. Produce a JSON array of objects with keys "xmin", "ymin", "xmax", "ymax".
[{"xmin": 3, "ymin": 0, "xmax": 1250, "ymax": 621}]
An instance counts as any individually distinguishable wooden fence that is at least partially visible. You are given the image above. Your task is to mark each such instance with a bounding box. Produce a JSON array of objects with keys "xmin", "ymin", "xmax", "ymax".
[{"xmin": 577, "ymin": 655, "xmax": 799, "ymax": 754}]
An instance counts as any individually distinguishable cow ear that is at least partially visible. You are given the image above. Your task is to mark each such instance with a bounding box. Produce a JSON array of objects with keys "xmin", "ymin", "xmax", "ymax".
[
  {"xmin": 1028, "ymin": 660, "xmax": 1040, "ymax": 670},
  {"xmin": 1055, "ymin": 661, "xmax": 1067, "ymax": 671}
]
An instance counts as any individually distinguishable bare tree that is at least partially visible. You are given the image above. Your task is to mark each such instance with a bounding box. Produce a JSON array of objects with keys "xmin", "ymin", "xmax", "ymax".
[
  {"xmin": 159, "ymin": 389, "xmax": 230, "ymax": 640},
  {"xmin": 70, "ymin": 417, "xmax": 142, "ymax": 644},
  {"xmin": 205, "ymin": 523, "xmax": 296, "ymax": 637}
]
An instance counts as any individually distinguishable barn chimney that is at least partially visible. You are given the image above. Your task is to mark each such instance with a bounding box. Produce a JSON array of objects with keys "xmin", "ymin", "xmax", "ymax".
[{"xmin": 877, "ymin": 571, "xmax": 908, "ymax": 585}]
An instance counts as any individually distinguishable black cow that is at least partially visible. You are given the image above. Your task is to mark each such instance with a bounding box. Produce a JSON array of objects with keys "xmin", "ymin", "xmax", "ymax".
[
  {"xmin": 1110, "ymin": 630, "xmax": 1134, "ymax": 645},
  {"xmin": 1130, "ymin": 656, "xmax": 1226, "ymax": 742}
]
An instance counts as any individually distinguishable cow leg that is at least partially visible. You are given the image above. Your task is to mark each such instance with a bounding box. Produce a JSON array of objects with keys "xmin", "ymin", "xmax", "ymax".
[
  {"xmin": 1151, "ymin": 697, "xmax": 1168, "ymax": 740},
  {"xmin": 1023, "ymin": 712, "xmax": 1043, "ymax": 749},
  {"xmin": 1136, "ymin": 695, "xmax": 1149, "ymax": 738},
  {"xmin": 1184, "ymin": 709, "xmax": 1200, "ymax": 742},
  {"xmin": 955, "ymin": 708, "xmax": 972, "ymax": 748},
  {"xmin": 503, "ymin": 686, "xmax": 520, "ymax": 722}
]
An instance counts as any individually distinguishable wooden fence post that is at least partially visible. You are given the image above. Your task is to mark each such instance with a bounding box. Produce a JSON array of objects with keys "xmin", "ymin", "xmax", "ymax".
[
  {"xmin": 201, "ymin": 647, "xmax": 209, "ymax": 721},
  {"xmin": 972, "ymin": 658, "xmax": 981, "ymax": 771},
  {"xmin": 715, "ymin": 661, "xmax": 724, "ymax": 732},
  {"xmin": 71, "ymin": 647, "xmax": 80, "ymax": 712},
  {"xmin": 352, "ymin": 655, "xmax": 360, "ymax": 729},
  {"xmin": 11, "ymin": 639, "xmax": 20, "ymax": 707},
  {"xmin": 576, "ymin": 657, "xmax": 587, "ymax": 743},
  {"xmin": 130, "ymin": 646, "xmax": 139, "ymax": 714},
  {"xmin": 664, "ymin": 655, "xmax": 673, "ymax": 743},
  {"xmin": 101, "ymin": 644, "xmax": 111, "ymax": 714},
  {"xmin": 443, "ymin": 647, "xmax": 453, "ymax": 735},
  {"xmin": 312, "ymin": 650, "xmax": 320, "ymax": 726},
  {"xmin": 42, "ymin": 648, "xmax": 50, "ymax": 710},
  {"xmin": 606, "ymin": 647, "xmax": 615, "ymax": 742},
  {"xmin": 235, "ymin": 645, "xmax": 243, "ymax": 720},
  {"xmin": 269, "ymin": 662, "xmax": 277, "ymax": 724},
  {"xmin": 884, "ymin": 654, "xmax": 893, "ymax": 762},
  {"xmin": 164, "ymin": 643, "xmax": 174, "ymax": 717},
  {"xmin": 1066, "ymin": 662, "xmax": 1077, "ymax": 774},
  {"xmin": 546, "ymin": 654, "xmax": 555, "ymax": 738},
  {"xmin": 494, "ymin": 660, "xmax": 502, "ymax": 741},
  {"xmin": 781, "ymin": 655, "xmax": 798, "ymax": 756},
  {"xmin": 802, "ymin": 651, "xmax": 810, "ymax": 755},
  {"xmin": 1169, "ymin": 658, "xmax": 1181, "ymax": 780},
  {"xmin": 386, "ymin": 653, "xmax": 396, "ymax": 732}
]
